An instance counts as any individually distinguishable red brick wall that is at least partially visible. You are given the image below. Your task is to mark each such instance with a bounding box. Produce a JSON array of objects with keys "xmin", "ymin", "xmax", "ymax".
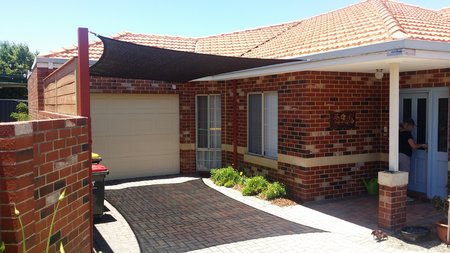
[
  {"xmin": 32, "ymin": 67, "xmax": 449, "ymax": 202},
  {"xmin": 0, "ymin": 114, "xmax": 91, "ymax": 253},
  {"xmin": 87, "ymin": 71, "xmax": 390, "ymax": 201}
]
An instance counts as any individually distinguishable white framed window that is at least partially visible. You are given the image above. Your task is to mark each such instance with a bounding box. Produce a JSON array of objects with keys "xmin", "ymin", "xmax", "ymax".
[
  {"xmin": 248, "ymin": 92, "xmax": 278, "ymax": 159},
  {"xmin": 196, "ymin": 95, "xmax": 221, "ymax": 170}
]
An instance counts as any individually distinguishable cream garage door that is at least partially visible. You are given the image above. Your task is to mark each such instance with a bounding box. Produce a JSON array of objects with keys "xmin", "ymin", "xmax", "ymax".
[{"xmin": 91, "ymin": 94, "xmax": 180, "ymax": 180}]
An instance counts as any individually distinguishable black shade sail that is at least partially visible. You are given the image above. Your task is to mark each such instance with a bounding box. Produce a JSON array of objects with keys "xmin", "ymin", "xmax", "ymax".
[{"xmin": 89, "ymin": 36, "xmax": 301, "ymax": 82}]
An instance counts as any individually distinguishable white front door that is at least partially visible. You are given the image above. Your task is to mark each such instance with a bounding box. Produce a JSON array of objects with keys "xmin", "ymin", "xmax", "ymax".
[
  {"xmin": 196, "ymin": 95, "xmax": 221, "ymax": 171},
  {"xmin": 400, "ymin": 92, "xmax": 428, "ymax": 194},
  {"xmin": 400, "ymin": 88, "xmax": 449, "ymax": 198}
]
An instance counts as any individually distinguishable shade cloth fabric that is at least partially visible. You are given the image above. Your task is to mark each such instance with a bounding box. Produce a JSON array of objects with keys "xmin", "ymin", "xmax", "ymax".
[{"xmin": 89, "ymin": 36, "xmax": 301, "ymax": 82}]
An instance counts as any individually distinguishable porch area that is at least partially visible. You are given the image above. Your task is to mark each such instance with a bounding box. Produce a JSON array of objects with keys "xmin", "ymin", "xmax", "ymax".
[{"xmin": 305, "ymin": 194, "xmax": 445, "ymax": 238}]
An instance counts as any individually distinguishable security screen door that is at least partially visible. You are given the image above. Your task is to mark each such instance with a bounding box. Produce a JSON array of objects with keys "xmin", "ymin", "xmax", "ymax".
[
  {"xmin": 196, "ymin": 95, "xmax": 221, "ymax": 171},
  {"xmin": 400, "ymin": 89, "xmax": 449, "ymax": 198},
  {"xmin": 400, "ymin": 92, "xmax": 428, "ymax": 194}
]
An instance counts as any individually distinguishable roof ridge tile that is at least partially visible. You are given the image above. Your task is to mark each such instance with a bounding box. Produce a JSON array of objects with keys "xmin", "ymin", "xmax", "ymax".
[
  {"xmin": 240, "ymin": 21, "xmax": 302, "ymax": 57},
  {"xmin": 370, "ymin": 0, "xmax": 408, "ymax": 39}
]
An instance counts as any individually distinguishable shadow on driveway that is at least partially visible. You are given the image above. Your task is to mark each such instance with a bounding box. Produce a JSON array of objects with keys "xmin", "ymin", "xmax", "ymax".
[{"xmin": 106, "ymin": 179, "xmax": 323, "ymax": 252}]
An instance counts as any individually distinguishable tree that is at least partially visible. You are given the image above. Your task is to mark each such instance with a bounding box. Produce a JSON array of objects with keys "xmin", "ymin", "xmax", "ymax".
[
  {"xmin": 0, "ymin": 41, "xmax": 36, "ymax": 76},
  {"xmin": 0, "ymin": 41, "xmax": 37, "ymax": 99}
]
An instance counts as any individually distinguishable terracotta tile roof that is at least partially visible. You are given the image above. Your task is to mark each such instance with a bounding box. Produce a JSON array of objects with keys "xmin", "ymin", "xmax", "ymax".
[
  {"xmin": 385, "ymin": 1, "xmax": 450, "ymax": 42},
  {"xmin": 243, "ymin": 0, "xmax": 450, "ymax": 58},
  {"xmin": 41, "ymin": 0, "xmax": 450, "ymax": 60},
  {"xmin": 195, "ymin": 22, "xmax": 297, "ymax": 57},
  {"xmin": 42, "ymin": 32, "xmax": 198, "ymax": 60},
  {"xmin": 439, "ymin": 7, "xmax": 450, "ymax": 21}
]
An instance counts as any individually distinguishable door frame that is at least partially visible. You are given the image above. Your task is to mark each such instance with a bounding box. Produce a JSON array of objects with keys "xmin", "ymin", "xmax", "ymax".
[
  {"xmin": 400, "ymin": 87, "xmax": 449, "ymax": 198},
  {"xmin": 195, "ymin": 94, "xmax": 222, "ymax": 171}
]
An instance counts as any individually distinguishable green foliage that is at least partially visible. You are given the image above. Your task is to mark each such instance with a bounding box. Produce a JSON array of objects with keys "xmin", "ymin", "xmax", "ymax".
[
  {"xmin": 432, "ymin": 196, "xmax": 449, "ymax": 215},
  {"xmin": 0, "ymin": 41, "xmax": 36, "ymax": 77},
  {"xmin": 10, "ymin": 189, "xmax": 65, "ymax": 253},
  {"xmin": 210, "ymin": 166, "xmax": 240, "ymax": 187},
  {"xmin": 0, "ymin": 41, "xmax": 35, "ymax": 100},
  {"xmin": 0, "ymin": 241, "xmax": 5, "ymax": 253},
  {"xmin": 262, "ymin": 182, "xmax": 287, "ymax": 200},
  {"xmin": 211, "ymin": 168, "xmax": 288, "ymax": 201},
  {"xmin": 242, "ymin": 176, "xmax": 269, "ymax": 196},
  {"xmin": 10, "ymin": 102, "xmax": 29, "ymax": 121}
]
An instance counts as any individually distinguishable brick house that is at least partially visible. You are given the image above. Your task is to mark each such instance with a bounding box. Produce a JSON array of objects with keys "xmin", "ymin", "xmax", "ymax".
[{"xmin": 30, "ymin": 0, "xmax": 450, "ymax": 207}]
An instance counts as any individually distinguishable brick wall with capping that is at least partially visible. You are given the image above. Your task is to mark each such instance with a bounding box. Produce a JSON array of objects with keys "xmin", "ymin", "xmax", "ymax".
[{"xmin": 0, "ymin": 115, "xmax": 91, "ymax": 253}]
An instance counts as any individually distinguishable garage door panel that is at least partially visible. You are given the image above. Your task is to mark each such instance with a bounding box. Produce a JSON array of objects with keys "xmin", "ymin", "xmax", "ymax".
[
  {"xmin": 93, "ymin": 114, "xmax": 178, "ymax": 137},
  {"xmin": 91, "ymin": 94, "xmax": 180, "ymax": 180},
  {"xmin": 92, "ymin": 95, "xmax": 178, "ymax": 114},
  {"xmin": 102, "ymin": 134, "xmax": 178, "ymax": 157},
  {"xmin": 103, "ymin": 155, "xmax": 179, "ymax": 180}
]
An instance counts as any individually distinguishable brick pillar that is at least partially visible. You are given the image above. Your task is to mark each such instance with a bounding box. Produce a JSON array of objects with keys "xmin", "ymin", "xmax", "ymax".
[
  {"xmin": 0, "ymin": 122, "xmax": 35, "ymax": 253},
  {"xmin": 378, "ymin": 171, "xmax": 408, "ymax": 230}
]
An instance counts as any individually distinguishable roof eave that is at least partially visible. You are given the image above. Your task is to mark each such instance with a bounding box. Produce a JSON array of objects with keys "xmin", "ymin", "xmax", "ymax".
[
  {"xmin": 32, "ymin": 56, "xmax": 98, "ymax": 70},
  {"xmin": 193, "ymin": 39, "xmax": 450, "ymax": 81}
]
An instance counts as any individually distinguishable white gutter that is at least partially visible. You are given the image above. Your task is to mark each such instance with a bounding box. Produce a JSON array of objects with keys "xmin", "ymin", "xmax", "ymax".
[{"xmin": 193, "ymin": 39, "xmax": 450, "ymax": 82}]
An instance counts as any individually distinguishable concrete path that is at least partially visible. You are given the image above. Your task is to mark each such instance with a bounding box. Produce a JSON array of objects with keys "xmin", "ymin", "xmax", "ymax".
[{"xmin": 93, "ymin": 177, "xmax": 449, "ymax": 252}]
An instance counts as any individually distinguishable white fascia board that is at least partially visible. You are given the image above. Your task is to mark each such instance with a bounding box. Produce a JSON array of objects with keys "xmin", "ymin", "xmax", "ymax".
[
  {"xmin": 194, "ymin": 39, "xmax": 450, "ymax": 81},
  {"xmin": 289, "ymin": 39, "xmax": 450, "ymax": 61}
]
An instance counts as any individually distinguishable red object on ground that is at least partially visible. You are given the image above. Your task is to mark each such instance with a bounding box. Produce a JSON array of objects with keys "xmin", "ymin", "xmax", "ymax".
[{"xmin": 92, "ymin": 164, "xmax": 108, "ymax": 173}]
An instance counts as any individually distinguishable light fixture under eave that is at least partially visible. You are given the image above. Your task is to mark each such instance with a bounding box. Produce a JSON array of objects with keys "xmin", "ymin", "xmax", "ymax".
[{"xmin": 375, "ymin": 69, "xmax": 384, "ymax": 80}]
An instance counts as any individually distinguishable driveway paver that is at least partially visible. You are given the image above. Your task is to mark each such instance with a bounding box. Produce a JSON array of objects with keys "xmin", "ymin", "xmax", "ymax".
[
  {"xmin": 105, "ymin": 179, "xmax": 322, "ymax": 252},
  {"xmin": 95, "ymin": 176, "xmax": 450, "ymax": 252}
]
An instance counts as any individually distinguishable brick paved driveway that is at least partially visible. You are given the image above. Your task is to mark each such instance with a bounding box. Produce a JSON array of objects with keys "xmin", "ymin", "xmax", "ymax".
[{"xmin": 105, "ymin": 179, "xmax": 322, "ymax": 252}]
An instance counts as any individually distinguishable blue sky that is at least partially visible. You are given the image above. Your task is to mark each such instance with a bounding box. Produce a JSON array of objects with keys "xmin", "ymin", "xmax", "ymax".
[{"xmin": 1, "ymin": 0, "xmax": 448, "ymax": 54}]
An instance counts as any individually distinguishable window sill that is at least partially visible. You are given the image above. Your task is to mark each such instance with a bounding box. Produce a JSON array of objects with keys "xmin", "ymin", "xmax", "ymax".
[{"xmin": 243, "ymin": 153, "xmax": 278, "ymax": 169}]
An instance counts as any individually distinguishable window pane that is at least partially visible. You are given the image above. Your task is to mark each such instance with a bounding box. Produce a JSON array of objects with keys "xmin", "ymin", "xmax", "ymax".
[
  {"xmin": 403, "ymin": 99, "xmax": 412, "ymax": 122},
  {"xmin": 209, "ymin": 95, "xmax": 221, "ymax": 149},
  {"xmin": 416, "ymin": 98, "xmax": 427, "ymax": 144},
  {"xmin": 249, "ymin": 94, "xmax": 262, "ymax": 155},
  {"xmin": 197, "ymin": 96, "xmax": 208, "ymax": 148},
  {"xmin": 264, "ymin": 93, "xmax": 278, "ymax": 158},
  {"xmin": 438, "ymin": 98, "xmax": 448, "ymax": 153}
]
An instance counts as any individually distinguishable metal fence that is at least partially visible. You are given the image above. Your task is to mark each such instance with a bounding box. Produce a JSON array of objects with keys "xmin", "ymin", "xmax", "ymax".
[{"xmin": 0, "ymin": 99, "xmax": 28, "ymax": 122}]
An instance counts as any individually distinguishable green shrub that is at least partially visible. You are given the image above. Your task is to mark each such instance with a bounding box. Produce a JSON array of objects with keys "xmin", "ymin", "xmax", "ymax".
[
  {"xmin": 10, "ymin": 102, "xmax": 29, "ymax": 121},
  {"xmin": 242, "ymin": 176, "xmax": 269, "ymax": 196},
  {"xmin": 263, "ymin": 182, "xmax": 287, "ymax": 200},
  {"xmin": 210, "ymin": 166, "xmax": 240, "ymax": 187}
]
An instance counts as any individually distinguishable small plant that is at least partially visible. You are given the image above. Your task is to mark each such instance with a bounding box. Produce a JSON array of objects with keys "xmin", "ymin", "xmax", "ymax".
[
  {"xmin": 6, "ymin": 189, "xmax": 66, "ymax": 253},
  {"xmin": 210, "ymin": 166, "xmax": 240, "ymax": 187},
  {"xmin": 46, "ymin": 189, "xmax": 65, "ymax": 253},
  {"xmin": 432, "ymin": 196, "xmax": 449, "ymax": 217},
  {"xmin": 262, "ymin": 182, "xmax": 287, "ymax": 200},
  {"xmin": 14, "ymin": 204, "xmax": 26, "ymax": 253},
  {"xmin": 10, "ymin": 102, "xmax": 29, "ymax": 121},
  {"xmin": 242, "ymin": 176, "xmax": 269, "ymax": 196}
]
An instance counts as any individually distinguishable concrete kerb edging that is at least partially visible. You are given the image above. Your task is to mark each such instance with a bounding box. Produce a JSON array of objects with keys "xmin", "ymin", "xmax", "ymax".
[{"xmin": 94, "ymin": 200, "xmax": 140, "ymax": 253}]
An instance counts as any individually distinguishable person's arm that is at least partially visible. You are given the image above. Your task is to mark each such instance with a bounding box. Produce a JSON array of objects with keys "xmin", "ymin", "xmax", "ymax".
[{"xmin": 408, "ymin": 138, "xmax": 427, "ymax": 150}]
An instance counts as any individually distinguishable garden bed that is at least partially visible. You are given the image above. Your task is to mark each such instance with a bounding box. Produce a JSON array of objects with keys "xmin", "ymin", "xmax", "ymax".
[{"xmin": 210, "ymin": 166, "xmax": 297, "ymax": 207}]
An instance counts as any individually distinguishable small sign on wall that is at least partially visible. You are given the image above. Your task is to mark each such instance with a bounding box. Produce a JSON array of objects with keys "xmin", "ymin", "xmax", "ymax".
[{"xmin": 330, "ymin": 111, "xmax": 356, "ymax": 130}]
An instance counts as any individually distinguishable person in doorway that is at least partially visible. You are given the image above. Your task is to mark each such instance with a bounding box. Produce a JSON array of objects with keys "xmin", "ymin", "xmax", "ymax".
[{"xmin": 399, "ymin": 118, "xmax": 428, "ymax": 172}]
